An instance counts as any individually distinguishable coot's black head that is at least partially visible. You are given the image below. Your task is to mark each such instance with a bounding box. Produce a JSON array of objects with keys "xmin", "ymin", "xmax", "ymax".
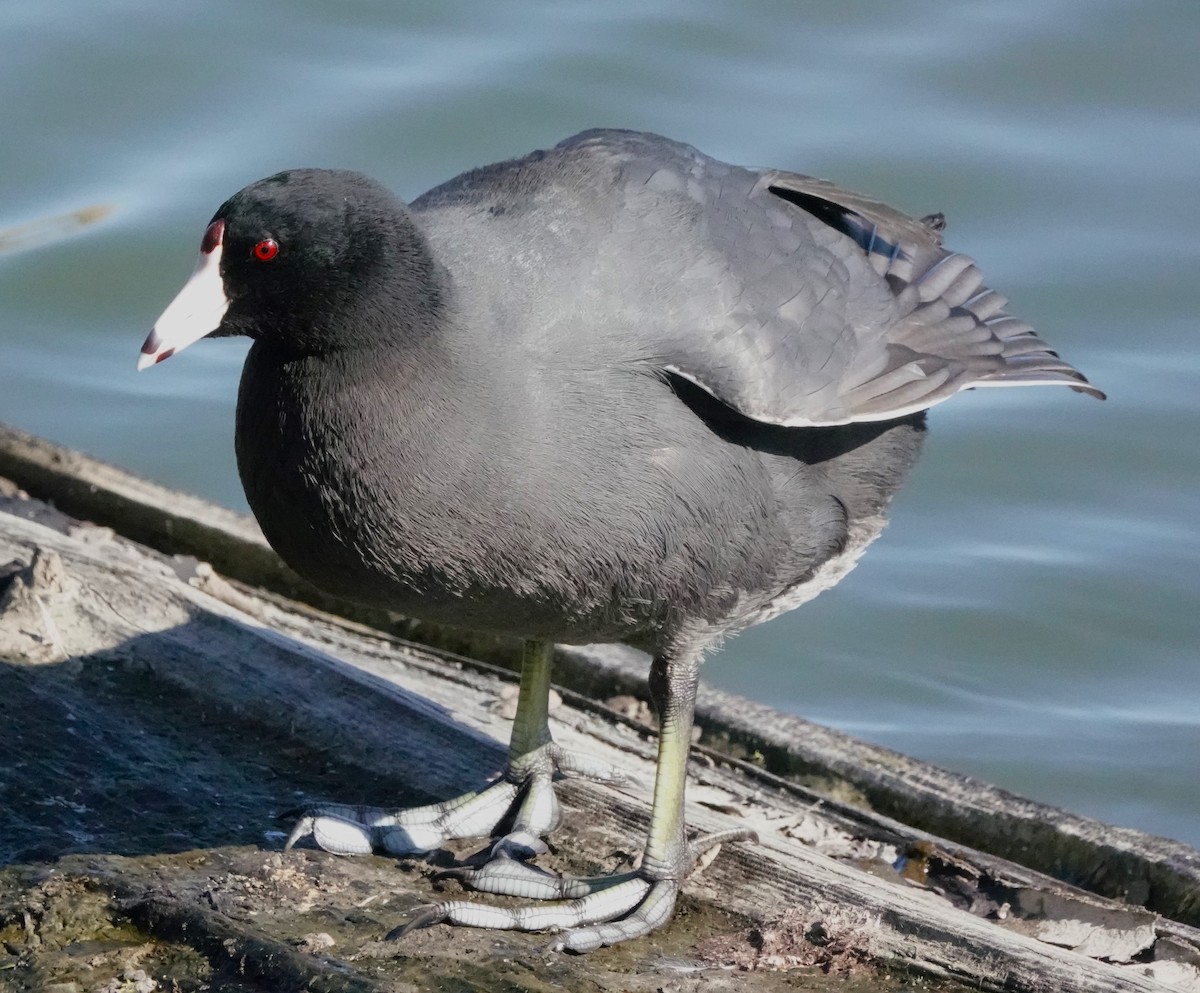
[{"xmin": 139, "ymin": 169, "xmax": 444, "ymax": 368}]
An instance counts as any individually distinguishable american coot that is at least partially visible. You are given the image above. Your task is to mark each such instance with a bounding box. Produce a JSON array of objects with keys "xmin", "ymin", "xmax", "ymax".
[{"xmin": 139, "ymin": 129, "xmax": 1102, "ymax": 952}]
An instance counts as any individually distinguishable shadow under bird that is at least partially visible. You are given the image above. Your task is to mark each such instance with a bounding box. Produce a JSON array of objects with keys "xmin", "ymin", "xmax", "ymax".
[{"xmin": 139, "ymin": 129, "xmax": 1103, "ymax": 952}]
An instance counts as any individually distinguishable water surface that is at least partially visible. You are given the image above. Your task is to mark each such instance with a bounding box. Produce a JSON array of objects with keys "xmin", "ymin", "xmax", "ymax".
[{"xmin": 1, "ymin": 0, "xmax": 1196, "ymax": 845}]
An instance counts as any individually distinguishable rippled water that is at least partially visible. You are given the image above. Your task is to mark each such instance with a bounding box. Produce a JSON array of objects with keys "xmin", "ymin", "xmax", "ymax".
[{"xmin": 1, "ymin": 0, "xmax": 1196, "ymax": 845}]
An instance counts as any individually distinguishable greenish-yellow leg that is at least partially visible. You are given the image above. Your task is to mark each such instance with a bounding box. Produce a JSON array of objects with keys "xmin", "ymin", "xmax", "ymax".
[
  {"xmin": 285, "ymin": 639, "xmax": 633, "ymax": 861},
  {"xmin": 396, "ymin": 649, "xmax": 756, "ymax": 952}
]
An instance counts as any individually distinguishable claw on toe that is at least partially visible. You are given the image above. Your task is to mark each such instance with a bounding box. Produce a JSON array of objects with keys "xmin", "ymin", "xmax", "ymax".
[
  {"xmin": 690, "ymin": 826, "xmax": 758, "ymax": 859},
  {"xmin": 282, "ymin": 803, "xmax": 451, "ymax": 856},
  {"xmin": 283, "ymin": 815, "xmax": 311, "ymax": 852},
  {"xmin": 284, "ymin": 809, "xmax": 379, "ymax": 855},
  {"xmin": 387, "ymin": 905, "xmax": 448, "ymax": 941},
  {"xmin": 489, "ymin": 829, "xmax": 548, "ymax": 861}
]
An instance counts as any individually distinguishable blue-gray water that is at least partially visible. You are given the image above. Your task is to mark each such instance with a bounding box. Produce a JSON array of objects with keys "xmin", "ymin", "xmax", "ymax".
[{"xmin": 1, "ymin": 1, "xmax": 1196, "ymax": 847}]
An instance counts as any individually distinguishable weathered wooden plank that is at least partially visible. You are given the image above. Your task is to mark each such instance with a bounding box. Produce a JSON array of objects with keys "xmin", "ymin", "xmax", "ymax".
[
  {"xmin": 2, "ymin": 476, "xmax": 1198, "ymax": 991},
  {"xmin": 2, "ymin": 419, "xmax": 1197, "ymax": 929},
  {"xmin": 565, "ymin": 645, "xmax": 1200, "ymax": 928}
]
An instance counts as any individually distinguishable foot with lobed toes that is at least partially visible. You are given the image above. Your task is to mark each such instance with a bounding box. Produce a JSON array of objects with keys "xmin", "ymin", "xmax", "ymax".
[{"xmin": 283, "ymin": 641, "xmax": 755, "ymax": 952}]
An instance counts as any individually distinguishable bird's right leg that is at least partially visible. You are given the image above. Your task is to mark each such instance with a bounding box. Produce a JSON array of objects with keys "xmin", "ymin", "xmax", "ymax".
[{"xmin": 284, "ymin": 639, "xmax": 634, "ymax": 862}]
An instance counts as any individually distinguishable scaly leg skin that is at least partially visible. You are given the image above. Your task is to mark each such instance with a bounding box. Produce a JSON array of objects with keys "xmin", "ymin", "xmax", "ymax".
[
  {"xmin": 284, "ymin": 640, "xmax": 634, "ymax": 866},
  {"xmin": 395, "ymin": 649, "xmax": 757, "ymax": 952}
]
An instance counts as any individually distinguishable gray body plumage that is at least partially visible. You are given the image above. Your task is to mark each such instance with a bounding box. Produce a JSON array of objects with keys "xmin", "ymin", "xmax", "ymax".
[
  {"xmin": 146, "ymin": 128, "xmax": 1101, "ymax": 951},
  {"xmin": 233, "ymin": 129, "xmax": 1095, "ymax": 656}
]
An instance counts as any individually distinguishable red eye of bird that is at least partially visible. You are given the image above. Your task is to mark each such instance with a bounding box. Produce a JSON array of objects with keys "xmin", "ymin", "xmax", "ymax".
[{"xmin": 253, "ymin": 238, "xmax": 279, "ymax": 261}]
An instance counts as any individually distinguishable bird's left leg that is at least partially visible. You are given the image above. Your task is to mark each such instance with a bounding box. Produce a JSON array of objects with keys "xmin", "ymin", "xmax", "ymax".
[
  {"xmin": 397, "ymin": 646, "xmax": 755, "ymax": 951},
  {"xmin": 285, "ymin": 639, "xmax": 632, "ymax": 861}
]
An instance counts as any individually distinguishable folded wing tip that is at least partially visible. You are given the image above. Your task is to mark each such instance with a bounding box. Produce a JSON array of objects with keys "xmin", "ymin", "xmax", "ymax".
[{"xmin": 1073, "ymin": 381, "xmax": 1107, "ymax": 402}]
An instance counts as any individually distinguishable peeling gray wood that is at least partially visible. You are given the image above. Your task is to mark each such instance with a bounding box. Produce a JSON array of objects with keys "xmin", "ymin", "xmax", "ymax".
[
  {"xmin": 1, "ymin": 478, "xmax": 1199, "ymax": 991},
  {"xmin": 1, "ymin": 420, "xmax": 1198, "ymax": 931},
  {"xmin": 563, "ymin": 644, "xmax": 1200, "ymax": 928}
]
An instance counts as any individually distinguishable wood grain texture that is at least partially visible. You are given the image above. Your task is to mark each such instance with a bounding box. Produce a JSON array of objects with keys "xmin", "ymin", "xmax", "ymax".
[{"xmin": 1, "ymin": 453, "xmax": 1197, "ymax": 991}]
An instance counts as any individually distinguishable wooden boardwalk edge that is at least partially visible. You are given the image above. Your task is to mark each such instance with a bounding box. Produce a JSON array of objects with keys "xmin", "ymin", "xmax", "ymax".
[
  {"xmin": 1, "ymin": 421, "xmax": 1198, "ymax": 992},
  {"xmin": 1, "ymin": 421, "xmax": 1195, "ymax": 921}
]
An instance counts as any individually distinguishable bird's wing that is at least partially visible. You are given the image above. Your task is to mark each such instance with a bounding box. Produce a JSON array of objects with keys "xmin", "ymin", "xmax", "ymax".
[
  {"xmin": 629, "ymin": 156, "xmax": 1104, "ymax": 427},
  {"xmin": 415, "ymin": 129, "xmax": 1103, "ymax": 426}
]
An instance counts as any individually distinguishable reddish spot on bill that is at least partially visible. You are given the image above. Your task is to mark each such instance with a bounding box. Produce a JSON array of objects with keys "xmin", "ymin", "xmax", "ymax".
[
  {"xmin": 201, "ymin": 219, "xmax": 225, "ymax": 255},
  {"xmin": 154, "ymin": 348, "xmax": 175, "ymax": 365}
]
